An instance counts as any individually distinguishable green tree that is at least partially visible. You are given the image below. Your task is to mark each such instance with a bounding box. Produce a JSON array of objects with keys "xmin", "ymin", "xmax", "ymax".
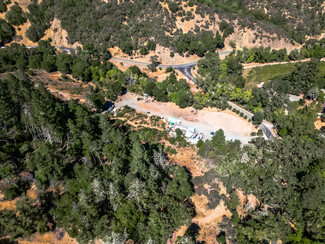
[
  {"xmin": 42, "ymin": 55, "xmax": 57, "ymax": 72},
  {"xmin": 56, "ymin": 52, "xmax": 73, "ymax": 74},
  {"xmin": 0, "ymin": 19, "xmax": 15, "ymax": 41},
  {"xmin": 253, "ymin": 111, "xmax": 264, "ymax": 125},
  {"xmin": 197, "ymin": 52, "xmax": 221, "ymax": 91},
  {"xmin": 211, "ymin": 129, "xmax": 226, "ymax": 154},
  {"xmin": 0, "ymin": 0, "xmax": 7, "ymax": 13},
  {"xmin": 5, "ymin": 4, "xmax": 26, "ymax": 26},
  {"xmin": 147, "ymin": 39, "xmax": 156, "ymax": 51}
]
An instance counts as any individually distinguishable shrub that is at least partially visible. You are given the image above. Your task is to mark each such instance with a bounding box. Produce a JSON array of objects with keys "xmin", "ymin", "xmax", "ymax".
[
  {"xmin": 166, "ymin": 67, "xmax": 173, "ymax": 73},
  {"xmin": 168, "ymin": 2, "xmax": 179, "ymax": 13},
  {"xmin": 5, "ymin": 4, "xmax": 26, "ymax": 26},
  {"xmin": 253, "ymin": 111, "xmax": 264, "ymax": 125},
  {"xmin": 257, "ymin": 129, "xmax": 263, "ymax": 136},
  {"xmin": 169, "ymin": 137, "xmax": 176, "ymax": 145},
  {"xmin": 0, "ymin": 19, "xmax": 15, "ymax": 41},
  {"xmin": 0, "ymin": 0, "xmax": 7, "ymax": 13}
]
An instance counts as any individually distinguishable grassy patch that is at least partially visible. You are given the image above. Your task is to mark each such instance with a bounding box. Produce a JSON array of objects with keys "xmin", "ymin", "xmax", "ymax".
[
  {"xmin": 318, "ymin": 62, "xmax": 325, "ymax": 77},
  {"xmin": 244, "ymin": 63, "xmax": 295, "ymax": 89},
  {"xmin": 244, "ymin": 61, "xmax": 325, "ymax": 89}
]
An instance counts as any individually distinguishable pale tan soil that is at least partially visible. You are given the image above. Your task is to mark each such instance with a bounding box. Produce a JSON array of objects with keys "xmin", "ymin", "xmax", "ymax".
[
  {"xmin": 0, "ymin": 0, "xmax": 48, "ymax": 46},
  {"xmin": 46, "ymin": 18, "xmax": 82, "ymax": 49},
  {"xmin": 168, "ymin": 225, "xmax": 188, "ymax": 244},
  {"xmin": 236, "ymin": 189, "xmax": 260, "ymax": 217},
  {"xmin": 27, "ymin": 183, "xmax": 37, "ymax": 200},
  {"xmin": 315, "ymin": 119, "xmax": 325, "ymax": 130},
  {"xmin": 217, "ymin": 180, "xmax": 228, "ymax": 197},
  {"xmin": 30, "ymin": 70, "xmax": 88, "ymax": 103},
  {"xmin": 110, "ymin": 44, "xmax": 200, "ymax": 66},
  {"xmin": 116, "ymin": 93, "xmax": 256, "ymax": 143},
  {"xmin": 110, "ymin": 58, "xmax": 175, "ymax": 82},
  {"xmin": 192, "ymin": 194, "xmax": 232, "ymax": 243},
  {"xmin": 222, "ymin": 19, "xmax": 300, "ymax": 50},
  {"xmin": 236, "ymin": 189, "xmax": 246, "ymax": 217},
  {"xmin": 0, "ymin": 190, "xmax": 17, "ymax": 211},
  {"xmin": 2, "ymin": 0, "xmax": 300, "ymax": 67},
  {"xmin": 169, "ymin": 147, "xmax": 208, "ymax": 177},
  {"xmin": 1, "ymin": 2, "xmax": 81, "ymax": 48},
  {"xmin": 113, "ymin": 110, "xmax": 167, "ymax": 131},
  {"xmin": 174, "ymin": 2, "xmax": 212, "ymax": 34},
  {"xmin": 0, "ymin": 198, "xmax": 17, "ymax": 211},
  {"xmin": 18, "ymin": 230, "xmax": 77, "ymax": 244}
]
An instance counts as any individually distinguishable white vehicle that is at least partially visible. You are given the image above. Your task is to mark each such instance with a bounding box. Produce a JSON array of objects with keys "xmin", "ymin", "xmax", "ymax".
[{"xmin": 168, "ymin": 117, "xmax": 181, "ymax": 125}]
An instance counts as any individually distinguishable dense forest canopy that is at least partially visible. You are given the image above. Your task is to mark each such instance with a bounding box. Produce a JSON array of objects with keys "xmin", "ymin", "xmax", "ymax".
[
  {"xmin": 1, "ymin": 0, "xmax": 324, "ymax": 54},
  {"xmin": 0, "ymin": 36, "xmax": 324, "ymax": 243},
  {"xmin": 0, "ymin": 72, "xmax": 194, "ymax": 243},
  {"xmin": 0, "ymin": 0, "xmax": 324, "ymax": 241}
]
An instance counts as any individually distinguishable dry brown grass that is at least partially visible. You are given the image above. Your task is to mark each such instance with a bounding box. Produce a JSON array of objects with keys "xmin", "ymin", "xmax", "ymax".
[
  {"xmin": 18, "ymin": 230, "xmax": 77, "ymax": 244},
  {"xmin": 31, "ymin": 70, "xmax": 89, "ymax": 103},
  {"xmin": 0, "ymin": 199, "xmax": 17, "ymax": 211}
]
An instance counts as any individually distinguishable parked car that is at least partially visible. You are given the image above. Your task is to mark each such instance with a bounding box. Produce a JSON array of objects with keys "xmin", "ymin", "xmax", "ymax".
[{"xmin": 210, "ymin": 132, "xmax": 215, "ymax": 136}]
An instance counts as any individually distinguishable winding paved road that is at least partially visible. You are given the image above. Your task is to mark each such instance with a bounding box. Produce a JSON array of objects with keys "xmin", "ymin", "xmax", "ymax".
[
  {"xmin": 10, "ymin": 45, "xmax": 321, "ymax": 141},
  {"xmin": 111, "ymin": 50, "xmax": 232, "ymax": 69}
]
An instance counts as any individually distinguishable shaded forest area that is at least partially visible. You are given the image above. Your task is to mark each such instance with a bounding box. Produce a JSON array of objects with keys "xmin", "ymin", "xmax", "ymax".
[
  {"xmin": 0, "ymin": 71, "xmax": 195, "ymax": 243},
  {"xmin": 195, "ymin": 123, "xmax": 325, "ymax": 243},
  {"xmin": 0, "ymin": 39, "xmax": 324, "ymax": 243}
]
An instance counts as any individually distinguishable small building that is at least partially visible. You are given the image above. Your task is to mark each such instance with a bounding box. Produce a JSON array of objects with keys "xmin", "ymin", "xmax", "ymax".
[{"xmin": 168, "ymin": 117, "xmax": 181, "ymax": 125}]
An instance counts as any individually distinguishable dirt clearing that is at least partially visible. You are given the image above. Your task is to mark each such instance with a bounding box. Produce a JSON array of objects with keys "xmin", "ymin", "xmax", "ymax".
[
  {"xmin": 116, "ymin": 93, "xmax": 256, "ymax": 144},
  {"xmin": 191, "ymin": 194, "xmax": 232, "ymax": 243}
]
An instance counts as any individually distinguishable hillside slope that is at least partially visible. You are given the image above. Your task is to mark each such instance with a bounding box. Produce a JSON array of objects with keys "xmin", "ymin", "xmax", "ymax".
[{"xmin": 0, "ymin": 0, "xmax": 324, "ymax": 59}]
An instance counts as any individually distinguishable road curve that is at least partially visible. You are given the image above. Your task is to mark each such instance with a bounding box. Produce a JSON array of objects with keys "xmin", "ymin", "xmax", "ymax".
[
  {"xmin": 7, "ymin": 45, "xmax": 282, "ymax": 140},
  {"xmin": 111, "ymin": 50, "xmax": 232, "ymax": 69}
]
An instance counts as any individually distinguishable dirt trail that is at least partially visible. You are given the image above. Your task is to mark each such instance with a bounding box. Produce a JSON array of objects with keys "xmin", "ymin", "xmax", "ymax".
[
  {"xmin": 193, "ymin": 200, "xmax": 231, "ymax": 225},
  {"xmin": 191, "ymin": 194, "xmax": 232, "ymax": 243}
]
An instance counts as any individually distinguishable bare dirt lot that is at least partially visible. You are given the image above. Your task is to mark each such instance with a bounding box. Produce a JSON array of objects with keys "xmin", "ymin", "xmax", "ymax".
[{"xmin": 116, "ymin": 93, "xmax": 256, "ymax": 144}]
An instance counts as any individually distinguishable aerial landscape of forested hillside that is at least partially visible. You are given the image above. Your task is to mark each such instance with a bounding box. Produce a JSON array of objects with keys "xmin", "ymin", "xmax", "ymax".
[{"xmin": 0, "ymin": 0, "xmax": 325, "ymax": 243}]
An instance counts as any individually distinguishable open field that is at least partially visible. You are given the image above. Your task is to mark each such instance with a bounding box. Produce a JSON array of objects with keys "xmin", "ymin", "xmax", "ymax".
[
  {"xmin": 243, "ymin": 63, "xmax": 296, "ymax": 89},
  {"xmin": 244, "ymin": 61, "xmax": 325, "ymax": 89}
]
